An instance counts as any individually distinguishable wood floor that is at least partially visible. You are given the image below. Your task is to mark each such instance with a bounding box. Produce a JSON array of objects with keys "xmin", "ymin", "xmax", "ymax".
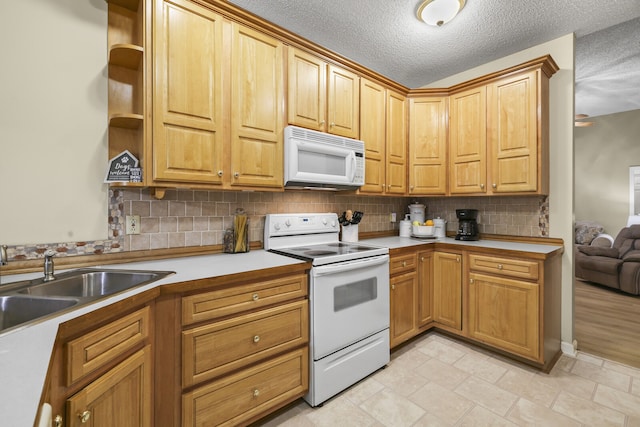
[{"xmin": 574, "ymin": 278, "xmax": 640, "ymax": 368}]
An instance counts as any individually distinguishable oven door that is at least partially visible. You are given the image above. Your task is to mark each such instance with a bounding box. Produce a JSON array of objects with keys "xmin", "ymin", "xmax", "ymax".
[{"xmin": 310, "ymin": 255, "xmax": 389, "ymax": 360}]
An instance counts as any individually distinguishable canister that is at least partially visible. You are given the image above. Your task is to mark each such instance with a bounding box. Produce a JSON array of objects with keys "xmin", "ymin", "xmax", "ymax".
[
  {"xmin": 408, "ymin": 203, "xmax": 426, "ymax": 224},
  {"xmin": 399, "ymin": 214, "xmax": 412, "ymax": 237}
]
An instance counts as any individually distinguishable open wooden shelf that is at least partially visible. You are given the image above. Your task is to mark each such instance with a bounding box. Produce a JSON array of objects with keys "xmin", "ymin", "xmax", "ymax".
[
  {"xmin": 107, "ymin": 0, "xmax": 139, "ymax": 12},
  {"xmin": 109, "ymin": 44, "xmax": 143, "ymax": 69},
  {"xmin": 109, "ymin": 113, "xmax": 143, "ymax": 129}
]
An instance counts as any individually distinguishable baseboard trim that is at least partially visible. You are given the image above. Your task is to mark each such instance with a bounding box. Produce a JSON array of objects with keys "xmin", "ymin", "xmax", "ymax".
[{"xmin": 561, "ymin": 339, "xmax": 578, "ymax": 357}]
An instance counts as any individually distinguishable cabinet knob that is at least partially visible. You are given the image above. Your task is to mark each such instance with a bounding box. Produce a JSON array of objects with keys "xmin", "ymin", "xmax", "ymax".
[
  {"xmin": 391, "ymin": 284, "xmax": 395, "ymax": 290},
  {"xmin": 253, "ymin": 335, "xmax": 260, "ymax": 343},
  {"xmin": 410, "ymin": 185, "xmax": 414, "ymax": 190},
  {"xmin": 252, "ymin": 293, "xmax": 259, "ymax": 301},
  {"xmin": 420, "ymin": 256, "xmax": 424, "ymax": 262},
  {"xmin": 330, "ymin": 122, "xmax": 335, "ymax": 127},
  {"xmin": 456, "ymin": 257, "xmax": 460, "ymax": 263},
  {"xmin": 234, "ymin": 172, "xmax": 240, "ymax": 178},
  {"xmin": 492, "ymin": 183, "xmax": 497, "ymax": 189},
  {"xmin": 217, "ymin": 170, "xmax": 223, "ymax": 177},
  {"xmin": 480, "ymin": 184, "xmax": 485, "ymax": 189},
  {"xmin": 402, "ymin": 261, "xmax": 407, "ymax": 267},
  {"xmin": 78, "ymin": 410, "xmax": 91, "ymax": 424},
  {"xmin": 253, "ymin": 389, "xmax": 260, "ymax": 398},
  {"xmin": 470, "ymin": 278, "xmax": 474, "ymax": 284},
  {"xmin": 497, "ymin": 264, "xmax": 503, "ymax": 270},
  {"xmin": 320, "ymin": 120, "xmax": 325, "ymax": 126},
  {"xmin": 54, "ymin": 415, "xmax": 63, "ymax": 427}
]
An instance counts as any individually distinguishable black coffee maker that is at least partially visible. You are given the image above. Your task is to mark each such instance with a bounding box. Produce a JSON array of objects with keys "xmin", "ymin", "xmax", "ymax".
[{"xmin": 455, "ymin": 209, "xmax": 479, "ymax": 241}]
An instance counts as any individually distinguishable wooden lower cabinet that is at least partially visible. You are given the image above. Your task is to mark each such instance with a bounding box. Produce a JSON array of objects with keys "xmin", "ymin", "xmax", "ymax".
[
  {"xmin": 417, "ymin": 250, "xmax": 433, "ymax": 326},
  {"xmin": 67, "ymin": 346, "xmax": 152, "ymax": 427},
  {"xmin": 390, "ymin": 271, "xmax": 418, "ymax": 347},
  {"xmin": 433, "ymin": 251, "xmax": 463, "ymax": 331},
  {"xmin": 182, "ymin": 348, "xmax": 308, "ymax": 426},
  {"xmin": 468, "ymin": 272, "xmax": 539, "ymax": 360},
  {"xmin": 178, "ymin": 269, "xmax": 310, "ymax": 426}
]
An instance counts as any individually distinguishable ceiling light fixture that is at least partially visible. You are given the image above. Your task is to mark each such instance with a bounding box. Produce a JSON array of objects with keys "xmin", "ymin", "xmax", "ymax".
[{"xmin": 417, "ymin": 0, "xmax": 466, "ymax": 27}]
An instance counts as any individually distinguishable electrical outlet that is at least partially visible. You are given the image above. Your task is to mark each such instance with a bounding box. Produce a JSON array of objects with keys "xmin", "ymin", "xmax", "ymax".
[
  {"xmin": 390, "ymin": 213, "xmax": 397, "ymax": 222},
  {"xmin": 125, "ymin": 215, "xmax": 141, "ymax": 235}
]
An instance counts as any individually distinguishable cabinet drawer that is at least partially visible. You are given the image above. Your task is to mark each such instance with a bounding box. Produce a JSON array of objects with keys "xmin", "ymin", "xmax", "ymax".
[
  {"xmin": 66, "ymin": 307, "xmax": 150, "ymax": 385},
  {"xmin": 469, "ymin": 254, "xmax": 539, "ymax": 280},
  {"xmin": 182, "ymin": 300, "xmax": 308, "ymax": 387},
  {"xmin": 390, "ymin": 253, "xmax": 417, "ymax": 276},
  {"xmin": 182, "ymin": 274, "xmax": 307, "ymax": 325},
  {"xmin": 182, "ymin": 347, "xmax": 308, "ymax": 427}
]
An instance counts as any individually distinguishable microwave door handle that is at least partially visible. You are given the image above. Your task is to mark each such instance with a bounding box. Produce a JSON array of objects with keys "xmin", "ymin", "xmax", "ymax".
[
  {"xmin": 348, "ymin": 152, "xmax": 356, "ymax": 182},
  {"xmin": 313, "ymin": 255, "xmax": 389, "ymax": 276}
]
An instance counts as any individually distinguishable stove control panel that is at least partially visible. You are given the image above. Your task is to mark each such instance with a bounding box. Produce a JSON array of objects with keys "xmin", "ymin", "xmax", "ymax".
[{"xmin": 265, "ymin": 213, "xmax": 339, "ymax": 237}]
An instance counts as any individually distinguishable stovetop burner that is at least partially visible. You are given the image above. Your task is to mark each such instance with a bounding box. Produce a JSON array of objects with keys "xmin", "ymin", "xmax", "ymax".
[{"xmin": 264, "ymin": 213, "xmax": 389, "ymax": 266}]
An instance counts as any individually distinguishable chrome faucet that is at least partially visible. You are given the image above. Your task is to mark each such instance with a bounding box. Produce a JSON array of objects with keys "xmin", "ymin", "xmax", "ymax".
[
  {"xmin": 43, "ymin": 249, "xmax": 56, "ymax": 282},
  {"xmin": 0, "ymin": 245, "xmax": 7, "ymax": 266}
]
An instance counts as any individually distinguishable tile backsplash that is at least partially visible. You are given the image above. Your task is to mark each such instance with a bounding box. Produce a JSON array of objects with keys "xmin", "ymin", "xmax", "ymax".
[{"xmin": 6, "ymin": 189, "xmax": 548, "ymax": 260}]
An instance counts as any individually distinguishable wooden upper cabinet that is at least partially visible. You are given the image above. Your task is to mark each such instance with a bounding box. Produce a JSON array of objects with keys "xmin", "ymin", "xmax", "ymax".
[
  {"xmin": 409, "ymin": 97, "xmax": 447, "ymax": 195},
  {"xmin": 327, "ymin": 64, "xmax": 360, "ymax": 138},
  {"xmin": 287, "ymin": 47, "xmax": 359, "ymax": 138},
  {"xmin": 230, "ymin": 23, "xmax": 284, "ymax": 188},
  {"xmin": 152, "ymin": 0, "xmax": 224, "ymax": 184},
  {"xmin": 385, "ymin": 90, "xmax": 407, "ymax": 194},
  {"xmin": 359, "ymin": 78, "xmax": 386, "ymax": 194},
  {"xmin": 487, "ymin": 70, "xmax": 539, "ymax": 193},
  {"xmin": 287, "ymin": 48, "xmax": 326, "ymax": 131},
  {"xmin": 449, "ymin": 86, "xmax": 487, "ymax": 194}
]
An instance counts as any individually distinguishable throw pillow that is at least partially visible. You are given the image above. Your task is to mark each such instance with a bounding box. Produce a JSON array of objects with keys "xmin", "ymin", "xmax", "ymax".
[
  {"xmin": 575, "ymin": 221, "xmax": 605, "ymax": 245},
  {"xmin": 577, "ymin": 245, "xmax": 619, "ymax": 258}
]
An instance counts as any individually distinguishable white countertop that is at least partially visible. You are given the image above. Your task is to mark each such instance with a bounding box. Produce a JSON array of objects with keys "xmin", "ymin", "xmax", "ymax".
[
  {"xmin": 0, "ymin": 236, "xmax": 562, "ymax": 426},
  {"xmin": 363, "ymin": 236, "xmax": 563, "ymax": 254},
  {"xmin": 0, "ymin": 250, "xmax": 307, "ymax": 427}
]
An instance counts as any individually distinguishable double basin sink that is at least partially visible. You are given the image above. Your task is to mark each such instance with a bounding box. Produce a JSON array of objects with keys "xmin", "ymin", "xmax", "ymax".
[{"xmin": 0, "ymin": 268, "xmax": 174, "ymax": 333}]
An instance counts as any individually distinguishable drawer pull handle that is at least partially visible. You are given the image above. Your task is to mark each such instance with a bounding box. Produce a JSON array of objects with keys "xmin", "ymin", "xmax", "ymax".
[
  {"xmin": 252, "ymin": 293, "xmax": 259, "ymax": 301},
  {"xmin": 78, "ymin": 410, "xmax": 91, "ymax": 424},
  {"xmin": 498, "ymin": 264, "xmax": 503, "ymax": 270},
  {"xmin": 253, "ymin": 389, "xmax": 260, "ymax": 398},
  {"xmin": 253, "ymin": 335, "xmax": 260, "ymax": 343}
]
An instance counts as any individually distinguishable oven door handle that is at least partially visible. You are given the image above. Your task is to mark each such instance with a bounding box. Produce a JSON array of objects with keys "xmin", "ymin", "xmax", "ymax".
[{"xmin": 312, "ymin": 255, "xmax": 389, "ymax": 276}]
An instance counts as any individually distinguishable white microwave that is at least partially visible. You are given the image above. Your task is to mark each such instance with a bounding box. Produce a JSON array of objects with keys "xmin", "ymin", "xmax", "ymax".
[{"xmin": 284, "ymin": 126, "xmax": 365, "ymax": 190}]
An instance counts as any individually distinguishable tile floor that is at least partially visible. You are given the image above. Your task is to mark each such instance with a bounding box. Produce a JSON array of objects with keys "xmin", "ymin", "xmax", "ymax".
[{"xmin": 258, "ymin": 332, "xmax": 640, "ymax": 426}]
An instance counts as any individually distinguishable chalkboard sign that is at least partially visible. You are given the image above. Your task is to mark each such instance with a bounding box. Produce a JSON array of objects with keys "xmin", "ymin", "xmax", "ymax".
[{"xmin": 104, "ymin": 150, "xmax": 140, "ymax": 183}]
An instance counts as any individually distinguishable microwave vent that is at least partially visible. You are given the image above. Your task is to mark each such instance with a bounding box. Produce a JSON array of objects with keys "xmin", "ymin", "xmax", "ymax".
[{"xmin": 287, "ymin": 126, "xmax": 363, "ymax": 151}]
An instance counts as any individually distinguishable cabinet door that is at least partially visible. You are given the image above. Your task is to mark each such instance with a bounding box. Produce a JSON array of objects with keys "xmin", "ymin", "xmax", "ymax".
[
  {"xmin": 433, "ymin": 251, "xmax": 462, "ymax": 330},
  {"xmin": 230, "ymin": 23, "xmax": 284, "ymax": 188},
  {"xmin": 287, "ymin": 48, "xmax": 326, "ymax": 131},
  {"xmin": 449, "ymin": 86, "xmax": 486, "ymax": 194},
  {"xmin": 390, "ymin": 272, "xmax": 418, "ymax": 348},
  {"xmin": 417, "ymin": 251, "xmax": 433, "ymax": 326},
  {"xmin": 327, "ymin": 64, "xmax": 360, "ymax": 138},
  {"xmin": 153, "ymin": 0, "xmax": 224, "ymax": 183},
  {"xmin": 468, "ymin": 273, "xmax": 540, "ymax": 361},
  {"xmin": 385, "ymin": 90, "xmax": 407, "ymax": 194},
  {"xmin": 359, "ymin": 78, "xmax": 386, "ymax": 194},
  {"xmin": 67, "ymin": 346, "xmax": 152, "ymax": 427},
  {"xmin": 487, "ymin": 70, "xmax": 538, "ymax": 193},
  {"xmin": 409, "ymin": 97, "xmax": 447, "ymax": 195}
]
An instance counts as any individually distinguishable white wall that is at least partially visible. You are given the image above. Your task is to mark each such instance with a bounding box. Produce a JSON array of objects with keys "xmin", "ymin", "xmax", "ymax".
[
  {"xmin": 0, "ymin": 0, "xmax": 108, "ymax": 245},
  {"xmin": 575, "ymin": 109, "xmax": 640, "ymax": 237},
  {"xmin": 426, "ymin": 34, "xmax": 576, "ymax": 347}
]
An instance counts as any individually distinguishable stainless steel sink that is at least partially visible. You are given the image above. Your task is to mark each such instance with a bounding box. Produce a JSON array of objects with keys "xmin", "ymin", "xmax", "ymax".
[
  {"xmin": 0, "ymin": 295, "xmax": 78, "ymax": 331},
  {"xmin": 0, "ymin": 268, "xmax": 174, "ymax": 333},
  {"xmin": 19, "ymin": 269, "xmax": 173, "ymax": 298}
]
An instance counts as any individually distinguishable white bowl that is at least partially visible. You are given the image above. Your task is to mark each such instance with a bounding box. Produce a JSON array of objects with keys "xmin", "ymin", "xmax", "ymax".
[{"xmin": 412, "ymin": 225, "xmax": 434, "ymax": 237}]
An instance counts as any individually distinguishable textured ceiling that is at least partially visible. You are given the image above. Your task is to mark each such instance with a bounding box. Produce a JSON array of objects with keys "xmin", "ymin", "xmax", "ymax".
[{"xmin": 228, "ymin": 0, "xmax": 640, "ymax": 117}]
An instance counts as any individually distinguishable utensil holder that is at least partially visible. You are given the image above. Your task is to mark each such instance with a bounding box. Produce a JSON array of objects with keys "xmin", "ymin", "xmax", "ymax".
[{"xmin": 341, "ymin": 224, "xmax": 358, "ymax": 242}]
